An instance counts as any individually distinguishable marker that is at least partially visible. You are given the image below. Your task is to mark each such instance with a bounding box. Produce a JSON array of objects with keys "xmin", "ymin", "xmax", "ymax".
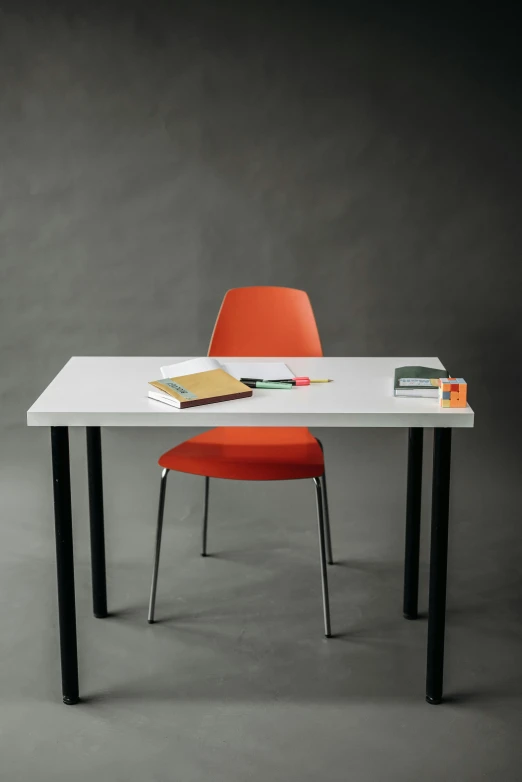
[
  {"xmin": 266, "ymin": 378, "xmax": 334, "ymax": 386},
  {"xmin": 241, "ymin": 380, "xmax": 293, "ymax": 389},
  {"xmin": 241, "ymin": 377, "xmax": 299, "ymax": 387}
]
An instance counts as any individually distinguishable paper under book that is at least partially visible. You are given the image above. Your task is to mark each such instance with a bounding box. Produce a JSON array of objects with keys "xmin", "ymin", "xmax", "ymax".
[
  {"xmin": 159, "ymin": 357, "xmax": 295, "ymax": 381},
  {"xmin": 394, "ymin": 366, "xmax": 449, "ymax": 398},
  {"xmin": 149, "ymin": 369, "xmax": 252, "ymax": 409}
]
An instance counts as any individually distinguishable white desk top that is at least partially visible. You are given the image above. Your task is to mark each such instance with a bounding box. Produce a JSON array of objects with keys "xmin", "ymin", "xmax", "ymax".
[{"xmin": 26, "ymin": 357, "xmax": 474, "ymax": 428}]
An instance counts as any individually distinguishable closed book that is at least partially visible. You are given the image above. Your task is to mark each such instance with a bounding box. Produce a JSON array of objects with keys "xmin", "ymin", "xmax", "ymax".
[
  {"xmin": 148, "ymin": 368, "xmax": 252, "ymax": 409},
  {"xmin": 394, "ymin": 366, "xmax": 449, "ymax": 398}
]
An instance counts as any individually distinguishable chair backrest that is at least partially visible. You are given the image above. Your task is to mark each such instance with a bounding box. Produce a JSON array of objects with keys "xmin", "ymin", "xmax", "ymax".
[{"xmin": 208, "ymin": 286, "xmax": 323, "ymax": 357}]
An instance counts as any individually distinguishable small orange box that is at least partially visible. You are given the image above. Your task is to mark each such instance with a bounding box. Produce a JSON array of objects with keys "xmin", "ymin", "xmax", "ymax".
[{"xmin": 439, "ymin": 378, "xmax": 467, "ymax": 408}]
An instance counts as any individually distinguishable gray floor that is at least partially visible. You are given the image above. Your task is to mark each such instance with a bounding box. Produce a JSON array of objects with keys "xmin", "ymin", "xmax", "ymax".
[{"xmin": 1, "ymin": 426, "xmax": 521, "ymax": 780}]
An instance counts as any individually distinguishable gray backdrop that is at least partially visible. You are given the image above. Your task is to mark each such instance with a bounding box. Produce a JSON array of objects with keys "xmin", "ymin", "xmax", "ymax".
[{"xmin": 1, "ymin": 3, "xmax": 521, "ymax": 780}]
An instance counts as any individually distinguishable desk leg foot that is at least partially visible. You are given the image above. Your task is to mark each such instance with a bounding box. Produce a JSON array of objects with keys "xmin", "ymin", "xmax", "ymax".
[
  {"xmin": 426, "ymin": 428, "xmax": 452, "ymax": 705},
  {"xmin": 87, "ymin": 427, "xmax": 108, "ymax": 618},
  {"xmin": 403, "ymin": 428, "xmax": 423, "ymax": 620},
  {"xmin": 51, "ymin": 427, "xmax": 80, "ymax": 706}
]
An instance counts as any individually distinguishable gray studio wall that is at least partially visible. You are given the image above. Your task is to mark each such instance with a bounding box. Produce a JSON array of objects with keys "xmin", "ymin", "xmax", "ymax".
[{"xmin": 1, "ymin": 6, "xmax": 521, "ymax": 575}]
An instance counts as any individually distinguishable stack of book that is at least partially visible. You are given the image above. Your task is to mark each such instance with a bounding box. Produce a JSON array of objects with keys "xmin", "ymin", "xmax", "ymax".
[
  {"xmin": 394, "ymin": 366, "xmax": 449, "ymax": 398},
  {"xmin": 149, "ymin": 370, "xmax": 252, "ymax": 409},
  {"xmin": 148, "ymin": 358, "xmax": 295, "ymax": 409}
]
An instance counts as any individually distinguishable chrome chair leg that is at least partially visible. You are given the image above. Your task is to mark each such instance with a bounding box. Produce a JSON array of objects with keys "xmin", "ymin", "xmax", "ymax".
[
  {"xmin": 313, "ymin": 476, "xmax": 332, "ymax": 637},
  {"xmin": 201, "ymin": 477, "xmax": 210, "ymax": 556},
  {"xmin": 321, "ymin": 468, "xmax": 334, "ymax": 565},
  {"xmin": 315, "ymin": 438, "xmax": 334, "ymax": 564},
  {"xmin": 148, "ymin": 468, "xmax": 169, "ymax": 624}
]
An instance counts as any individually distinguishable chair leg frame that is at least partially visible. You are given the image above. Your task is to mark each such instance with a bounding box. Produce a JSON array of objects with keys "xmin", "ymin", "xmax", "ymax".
[
  {"xmin": 201, "ymin": 476, "xmax": 210, "ymax": 556},
  {"xmin": 147, "ymin": 468, "xmax": 169, "ymax": 624},
  {"xmin": 315, "ymin": 438, "xmax": 334, "ymax": 564},
  {"xmin": 314, "ymin": 476, "xmax": 333, "ymax": 637},
  {"xmin": 147, "ymin": 469, "xmax": 333, "ymax": 637}
]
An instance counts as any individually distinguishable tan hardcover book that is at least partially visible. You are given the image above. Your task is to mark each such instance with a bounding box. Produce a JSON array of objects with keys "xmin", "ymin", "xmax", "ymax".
[{"xmin": 148, "ymin": 368, "xmax": 252, "ymax": 409}]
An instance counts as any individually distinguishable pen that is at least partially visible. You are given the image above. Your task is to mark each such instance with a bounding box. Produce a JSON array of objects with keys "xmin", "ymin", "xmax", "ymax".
[{"xmin": 241, "ymin": 380, "xmax": 293, "ymax": 389}]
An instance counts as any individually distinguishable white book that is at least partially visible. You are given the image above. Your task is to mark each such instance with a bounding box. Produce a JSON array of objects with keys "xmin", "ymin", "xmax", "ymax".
[
  {"xmin": 395, "ymin": 388, "xmax": 439, "ymax": 398},
  {"xmin": 160, "ymin": 358, "xmax": 295, "ymax": 382},
  {"xmin": 148, "ymin": 389, "xmax": 183, "ymax": 408}
]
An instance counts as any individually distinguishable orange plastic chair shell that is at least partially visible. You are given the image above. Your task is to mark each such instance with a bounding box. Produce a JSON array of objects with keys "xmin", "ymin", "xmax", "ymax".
[
  {"xmin": 208, "ymin": 286, "xmax": 323, "ymax": 357},
  {"xmin": 159, "ymin": 427, "xmax": 323, "ymax": 481},
  {"xmin": 159, "ymin": 287, "xmax": 324, "ymax": 481}
]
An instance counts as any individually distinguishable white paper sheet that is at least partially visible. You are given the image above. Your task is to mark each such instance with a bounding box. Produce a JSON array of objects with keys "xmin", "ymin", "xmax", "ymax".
[
  {"xmin": 160, "ymin": 358, "xmax": 221, "ymax": 379},
  {"xmin": 160, "ymin": 358, "xmax": 294, "ymax": 381},
  {"xmin": 220, "ymin": 362, "xmax": 294, "ymax": 381}
]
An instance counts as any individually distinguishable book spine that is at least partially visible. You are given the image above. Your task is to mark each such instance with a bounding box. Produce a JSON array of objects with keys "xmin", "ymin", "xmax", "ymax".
[{"xmin": 177, "ymin": 390, "xmax": 253, "ymax": 409}]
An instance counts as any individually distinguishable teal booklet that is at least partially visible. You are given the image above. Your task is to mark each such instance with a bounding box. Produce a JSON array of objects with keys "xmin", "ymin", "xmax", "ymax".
[{"xmin": 394, "ymin": 366, "xmax": 449, "ymax": 398}]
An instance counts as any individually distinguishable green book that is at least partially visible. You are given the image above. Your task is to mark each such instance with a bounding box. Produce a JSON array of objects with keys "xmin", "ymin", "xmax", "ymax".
[{"xmin": 394, "ymin": 366, "xmax": 449, "ymax": 398}]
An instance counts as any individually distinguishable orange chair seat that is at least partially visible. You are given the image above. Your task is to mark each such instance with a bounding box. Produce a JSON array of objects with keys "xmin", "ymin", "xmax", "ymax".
[{"xmin": 159, "ymin": 427, "xmax": 324, "ymax": 481}]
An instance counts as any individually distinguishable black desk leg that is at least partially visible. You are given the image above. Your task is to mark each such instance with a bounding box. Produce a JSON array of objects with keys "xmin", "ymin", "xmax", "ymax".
[
  {"xmin": 51, "ymin": 427, "xmax": 80, "ymax": 705},
  {"xmin": 403, "ymin": 428, "xmax": 423, "ymax": 619},
  {"xmin": 86, "ymin": 427, "xmax": 108, "ymax": 618},
  {"xmin": 426, "ymin": 428, "xmax": 452, "ymax": 705}
]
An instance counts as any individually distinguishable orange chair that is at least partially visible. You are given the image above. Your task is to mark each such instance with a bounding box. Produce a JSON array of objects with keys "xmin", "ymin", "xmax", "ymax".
[{"xmin": 147, "ymin": 287, "xmax": 334, "ymax": 636}]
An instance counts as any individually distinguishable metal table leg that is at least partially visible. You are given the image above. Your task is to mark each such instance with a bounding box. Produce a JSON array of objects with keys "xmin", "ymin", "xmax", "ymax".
[
  {"xmin": 403, "ymin": 428, "xmax": 423, "ymax": 619},
  {"xmin": 426, "ymin": 427, "xmax": 452, "ymax": 704},
  {"xmin": 86, "ymin": 427, "xmax": 108, "ymax": 618},
  {"xmin": 51, "ymin": 427, "xmax": 80, "ymax": 705}
]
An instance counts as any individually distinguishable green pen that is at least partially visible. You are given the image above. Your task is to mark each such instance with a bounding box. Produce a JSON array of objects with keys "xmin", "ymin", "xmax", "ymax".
[{"xmin": 241, "ymin": 380, "xmax": 293, "ymax": 390}]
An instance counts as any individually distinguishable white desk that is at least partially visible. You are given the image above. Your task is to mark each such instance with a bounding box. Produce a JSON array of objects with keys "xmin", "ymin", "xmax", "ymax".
[
  {"xmin": 28, "ymin": 356, "xmax": 474, "ymax": 428},
  {"xmin": 27, "ymin": 357, "xmax": 475, "ymax": 706}
]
